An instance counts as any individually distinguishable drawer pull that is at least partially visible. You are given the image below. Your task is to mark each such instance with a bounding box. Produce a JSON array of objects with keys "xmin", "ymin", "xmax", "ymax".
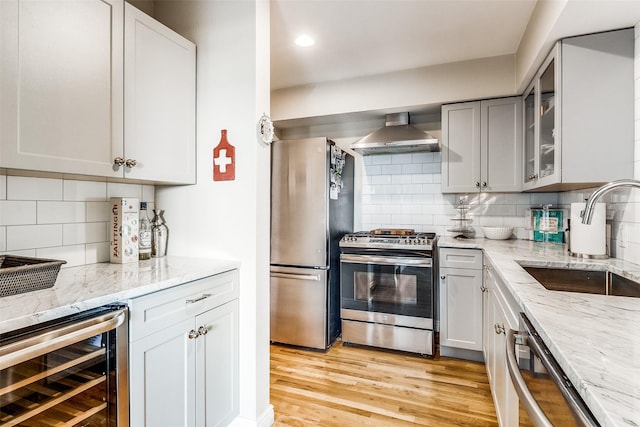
[
  {"xmin": 198, "ymin": 325, "xmax": 209, "ymax": 336},
  {"xmin": 186, "ymin": 293, "xmax": 212, "ymax": 304},
  {"xmin": 188, "ymin": 329, "xmax": 199, "ymax": 339}
]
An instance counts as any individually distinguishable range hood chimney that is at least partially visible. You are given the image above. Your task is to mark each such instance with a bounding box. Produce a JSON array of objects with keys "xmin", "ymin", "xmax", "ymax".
[{"xmin": 351, "ymin": 112, "xmax": 439, "ymax": 155}]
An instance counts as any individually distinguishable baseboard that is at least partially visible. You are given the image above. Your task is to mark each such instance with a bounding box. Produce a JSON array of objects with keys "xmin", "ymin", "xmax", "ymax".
[
  {"xmin": 229, "ymin": 404, "xmax": 275, "ymax": 427},
  {"xmin": 440, "ymin": 346, "xmax": 484, "ymax": 362}
]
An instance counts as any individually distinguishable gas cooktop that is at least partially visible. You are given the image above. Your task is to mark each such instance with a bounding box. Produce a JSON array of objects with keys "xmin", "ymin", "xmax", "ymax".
[{"xmin": 339, "ymin": 230, "xmax": 436, "ymax": 250}]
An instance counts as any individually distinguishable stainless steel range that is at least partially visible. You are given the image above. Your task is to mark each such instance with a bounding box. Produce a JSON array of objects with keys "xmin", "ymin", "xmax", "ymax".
[{"xmin": 339, "ymin": 229, "xmax": 436, "ymax": 356}]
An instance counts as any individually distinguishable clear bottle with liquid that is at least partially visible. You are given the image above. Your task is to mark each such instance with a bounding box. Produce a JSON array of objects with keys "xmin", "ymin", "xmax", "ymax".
[
  {"xmin": 151, "ymin": 209, "xmax": 168, "ymax": 258},
  {"xmin": 138, "ymin": 202, "xmax": 152, "ymax": 260}
]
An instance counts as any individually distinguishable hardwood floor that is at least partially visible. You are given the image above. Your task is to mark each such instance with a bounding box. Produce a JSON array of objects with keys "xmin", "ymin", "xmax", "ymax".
[{"xmin": 270, "ymin": 340, "xmax": 499, "ymax": 426}]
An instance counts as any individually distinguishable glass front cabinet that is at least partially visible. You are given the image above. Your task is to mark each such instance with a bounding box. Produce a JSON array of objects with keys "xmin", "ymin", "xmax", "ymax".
[
  {"xmin": 523, "ymin": 46, "xmax": 560, "ymax": 191},
  {"xmin": 522, "ymin": 29, "xmax": 635, "ymax": 192}
]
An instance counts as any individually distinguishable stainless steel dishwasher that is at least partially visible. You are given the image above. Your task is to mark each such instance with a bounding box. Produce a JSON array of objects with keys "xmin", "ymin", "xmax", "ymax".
[
  {"xmin": 507, "ymin": 313, "xmax": 599, "ymax": 427},
  {"xmin": 0, "ymin": 304, "xmax": 128, "ymax": 426}
]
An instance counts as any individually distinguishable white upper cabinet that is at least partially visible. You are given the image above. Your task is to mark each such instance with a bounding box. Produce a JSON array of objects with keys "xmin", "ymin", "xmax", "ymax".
[
  {"xmin": 441, "ymin": 97, "xmax": 522, "ymax": 193},
  {"xmin": 0, "ymin": 0, "xmax": 196, "ymax": 184},
  {"xmin": 0, "ymin": 0, "xmax": 124, "ymax": 177},
  {"xmin": 523, "ymin": 28, "xmax": 634, "ymax": 191},
  {"xmin": 124, "ymin": 3, "xmax": 196, "ymax": 184}
]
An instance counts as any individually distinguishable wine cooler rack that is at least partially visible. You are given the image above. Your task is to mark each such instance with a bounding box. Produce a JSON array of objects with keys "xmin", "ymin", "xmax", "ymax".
[{"xmin": 0, "ymin": 305, "xmax": 127, "ymax": 427}]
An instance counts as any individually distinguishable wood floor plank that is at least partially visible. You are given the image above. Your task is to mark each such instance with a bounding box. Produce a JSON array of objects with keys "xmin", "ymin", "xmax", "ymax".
[{"xmin": 271, "ymin": 340, "xmax": 499, "ymax": 426}]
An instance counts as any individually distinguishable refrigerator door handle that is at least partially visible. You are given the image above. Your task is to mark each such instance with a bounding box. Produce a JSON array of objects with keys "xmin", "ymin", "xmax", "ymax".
[{"xmin": 270, "ymin": 272, "xmax": 322, "ymax": 281}]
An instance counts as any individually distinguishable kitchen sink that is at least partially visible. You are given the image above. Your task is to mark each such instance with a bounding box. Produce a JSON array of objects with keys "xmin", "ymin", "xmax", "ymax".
[{"xmin": 522, "ymin": 266, "xmax": 640, "ymax": 298}]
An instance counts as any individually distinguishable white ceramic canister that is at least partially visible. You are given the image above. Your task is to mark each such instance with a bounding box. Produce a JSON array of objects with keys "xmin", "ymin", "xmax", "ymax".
[{"xmin": 570, "ymin": 202, "xmax": 606, "ymax": 257}]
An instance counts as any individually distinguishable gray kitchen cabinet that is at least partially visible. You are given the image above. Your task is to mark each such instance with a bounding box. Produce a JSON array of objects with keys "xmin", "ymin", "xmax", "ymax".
[
  {"xmin": 0, "ymin": 0, "xmax": 124, "ymax": 178},
  {"xmin": 128, "ymin": 269, "xmax": 239, "ymax": 427},
  {"xmin": 523, "ymin": 28, "xmax": 634, "ymax": 191},
  {"xmin": 441, "ymin": 97, "xmax": 522, "ymax": 193},
  {"xmin": 439, "ymin": 248, "xmax": 484, "ymax": 360},
  {"xmin": 483, "ymin": 260, "xmax": 519, "ymax": 427},
  {"xmin": 124, "ymin": 3, "xmax": 196, "ymax": 184},
  {"xmin": 0, "ymin": 0, "xmax": 195, "ymax": 184}
]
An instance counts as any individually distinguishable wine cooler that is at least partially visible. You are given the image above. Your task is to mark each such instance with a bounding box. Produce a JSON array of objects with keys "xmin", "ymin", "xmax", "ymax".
[{"xmin": 0, "ymin": 305, "xmax": 128, "ymax": 426}]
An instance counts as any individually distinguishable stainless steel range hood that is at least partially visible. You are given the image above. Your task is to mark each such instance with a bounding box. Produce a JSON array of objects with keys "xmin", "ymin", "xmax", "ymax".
[{"xmin": 351, "ymin": 112, "xmax": 439, "ymax": 155}]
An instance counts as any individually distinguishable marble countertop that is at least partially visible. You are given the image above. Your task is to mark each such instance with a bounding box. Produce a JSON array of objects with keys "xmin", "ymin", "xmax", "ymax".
[
  {"xmin": 438, "ymin": 237, "xmax": 640, "ymax": 427},
  {"xmin": 0, "ymin": 256, "xmax": 240, "ymax": 334}
]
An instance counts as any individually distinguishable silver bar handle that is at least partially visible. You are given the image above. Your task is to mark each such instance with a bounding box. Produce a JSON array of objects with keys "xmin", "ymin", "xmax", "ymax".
[
  {"xmin": 0, "ymin": 309, "xmax": 127, "ymax": 370},
  {"xmin": 340, "ymin": 254, "xmax": 432, "ymax": 267},
  {"xmin": 270, "ymin": 272, "xmax": 321, "ymax": 281},
  {"xmin": 186, "ymin": 293, "xmax": 212, "ymax": 304},
  {"xmin": 506, "ymin": 328, "xmax": 553, "ymax": 427}
]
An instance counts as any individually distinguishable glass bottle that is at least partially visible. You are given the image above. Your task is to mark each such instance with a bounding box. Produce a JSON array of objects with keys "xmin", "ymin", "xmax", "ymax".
[
  {"xmin": 151, "ymin": 209, "xmax": 168, "ymax": 258},
  {"xmin": 138, "ymin": 202, "xmax": 152, "ymax": 260}
]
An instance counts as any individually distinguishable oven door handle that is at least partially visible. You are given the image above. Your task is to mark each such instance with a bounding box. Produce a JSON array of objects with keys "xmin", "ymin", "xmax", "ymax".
[
  {"xmin": 0, "ymin": 308, "xmax": 127, "ymax": 370},
  {"xmin": 506, "ymin": 328, "xmax": 554, "ymax": 427},
  {"xmin": 340, "ymin": 254, "xmax": 432, "ymax": 267}
]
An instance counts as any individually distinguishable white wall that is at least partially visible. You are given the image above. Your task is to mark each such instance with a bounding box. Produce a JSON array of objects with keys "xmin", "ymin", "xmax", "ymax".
[
  {"xmin": 271, "ymin": 55, "xmax": 517, "ymax": 121},
  {"xmin": 153, "ymin": 1, "xmax": 272, "ymax": 426},
  {"xmin": 0, "ymin": 172, "xmax": 154, "ymax": 267}
]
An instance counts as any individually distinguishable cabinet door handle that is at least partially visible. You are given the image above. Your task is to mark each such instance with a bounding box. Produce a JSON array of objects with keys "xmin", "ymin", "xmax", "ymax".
[
  {"xmin": 198, "ymin": 325, "xmax": 209, "ymax": 336},
  {"xmin": 482, "ymin": 182, "xmax": 487, "ymax": 188},
  {"xmin": 113, "ymin": 157, "xmax": 125, "ymax": 166},
  {"xmin": 125, "ymin": 158, "xmax": 137, "ymax": 168},
  {"xmin": 188, "ymin": 329, "xmax": 199, "ymax": 339},
  {"xmin": 475, "ymin": 182, "xmax": 480, "ymax": 187},
  {"xmin": 480, "ymin": 285, "xmax": 487, "ymax": 293},
  {"xmin": 440, "ymin": 275, "xmax": 446, "ymax": 280},
  {"xmin": 186, "ymin": 293, "xmax": 212, "ymax": 304},
  {"xmin": 494, "ymin": 323, "xmax": 505, "ymax": 335}
]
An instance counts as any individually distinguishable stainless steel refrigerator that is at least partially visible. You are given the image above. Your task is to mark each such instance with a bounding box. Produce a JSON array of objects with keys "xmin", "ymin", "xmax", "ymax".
[{"xmin": 270, "ymin": 137, "xmax": 354, "ymax": 350}]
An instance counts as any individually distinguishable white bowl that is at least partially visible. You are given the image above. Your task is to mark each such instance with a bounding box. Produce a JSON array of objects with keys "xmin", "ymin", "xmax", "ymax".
[{"xmin": 482, "ymin": 226, "xmax": 514, "ymax": 240}]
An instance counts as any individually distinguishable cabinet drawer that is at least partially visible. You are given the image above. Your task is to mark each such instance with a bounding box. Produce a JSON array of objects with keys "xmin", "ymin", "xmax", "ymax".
[
  {"xmin": 439, "ymin": 248, "xmax": 483, "ymax": 269},
  {"xmin": 128, "ymin": 269, "xmax": 238, "ymax": 341}
]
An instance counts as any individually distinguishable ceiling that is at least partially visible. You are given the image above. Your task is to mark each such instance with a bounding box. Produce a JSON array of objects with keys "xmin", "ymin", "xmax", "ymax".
[
  {"xmin": 270, "ymin": 0, "xmax": 640, "ymax": 93},
  {"xmin": 270, "ymin": 0, "xmax": 538, "ymax": 91}
]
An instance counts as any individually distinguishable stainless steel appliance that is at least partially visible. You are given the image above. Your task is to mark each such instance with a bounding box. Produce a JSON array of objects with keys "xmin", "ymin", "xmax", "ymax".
[
  {"xmin": 0, "ymin": 304, "xmax": 128, "ymax": 425},
  {"xmin": 270, "ymin": 137, "xmax": 354, "ymax": 350},
  {"xmin": 507, "ymin": 313, "xmax": 599, "ymax": 426},
  {"xmin": 339, "ymin": 230, "xmax": 436, "ymax": 356}
]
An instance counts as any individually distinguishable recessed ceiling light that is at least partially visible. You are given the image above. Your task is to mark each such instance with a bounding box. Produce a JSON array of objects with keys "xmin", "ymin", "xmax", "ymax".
[{"xmin": 295, "ymin": 34, "xmax": 315, "ymax": 47}]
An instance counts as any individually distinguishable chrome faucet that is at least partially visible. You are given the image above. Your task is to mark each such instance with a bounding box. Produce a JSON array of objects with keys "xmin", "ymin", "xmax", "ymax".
[{"xmin": 582, "ymin": 179, "xmax": 640, "ymax": 224}]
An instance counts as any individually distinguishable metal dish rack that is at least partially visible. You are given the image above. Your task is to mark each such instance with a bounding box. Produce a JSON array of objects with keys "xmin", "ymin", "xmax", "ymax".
[{"xmin": 0, "ymin": 256, "xmax": 66, "ymax": 297}]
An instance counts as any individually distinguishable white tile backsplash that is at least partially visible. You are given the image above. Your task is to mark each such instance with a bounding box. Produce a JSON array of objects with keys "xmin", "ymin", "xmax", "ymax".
[
  {"xmin": 107, "ymin": 182, "xmax": 143, "ymax": 199},
  {"xmin": 86, "ymin": 201, "xmax": 110, "ymax": 222},
  {"xmin": 1, "ymin": 173, "xmax": 154, "ymax": 266},
  {"xmin": 0, "ymin": 227, "xmax": 5, "ymax": 252},
  {"xmin": 37, "ymin": 245, "xmax": 86, "ymax": 268},
  {"xmin": 37, "ymin": 201, "xmax": 86, "ymax": 224},
  {"xmin": 360, "ymin": 152, "xmax": 563, "ymax": 238},
  {"xmin": 63, "ymin": 180, "xmax": 107, "ymax": 201},
  {"xmin": 7, "ymin": 176, "xmax": 63, "ymax": 200},
  {"xmin": 86, "ymin": 242, "xmax": 110, "ymax": 264},
  {"xmin": 0, "ymin": 201, "xmax": 37, "ymax": 225},
  {"xmin": 63, "ymin": 222, "xmax": 108, "ymax": 245},
  {"xmin": 7, "ymin": 224, "xmax": 62, "ymax": 251}
]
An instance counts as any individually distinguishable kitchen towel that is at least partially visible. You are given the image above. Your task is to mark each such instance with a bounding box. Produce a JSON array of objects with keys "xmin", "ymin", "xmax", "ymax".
[{"xmin": 570, "ymin": 202, "xmax": 606, "ymax": 256}]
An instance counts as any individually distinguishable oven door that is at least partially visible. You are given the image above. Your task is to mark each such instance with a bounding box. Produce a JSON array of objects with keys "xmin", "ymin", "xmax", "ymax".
[{"xmin": 340, "ymin": 253, "xmax": 433, "ymax": 319}]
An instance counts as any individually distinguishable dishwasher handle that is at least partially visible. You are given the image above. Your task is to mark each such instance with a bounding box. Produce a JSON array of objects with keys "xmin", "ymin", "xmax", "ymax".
[
  {"xmin": 0, "ymin": 308, "xmax": 127, "ymax": 370},
  {"xmin": 506, "ymin": 326, "xmax": 599, "ymax": 427},
  {"xmin": 506, "ymin": 328, "xmax": 553, "ymax": 427}
]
